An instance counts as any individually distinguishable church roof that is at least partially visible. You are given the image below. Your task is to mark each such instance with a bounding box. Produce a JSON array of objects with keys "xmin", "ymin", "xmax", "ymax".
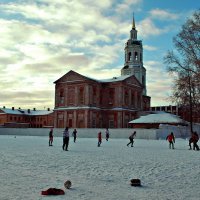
[{"xmin": 54, "ymin": 70, "xmax": 135, "ymax": 84}]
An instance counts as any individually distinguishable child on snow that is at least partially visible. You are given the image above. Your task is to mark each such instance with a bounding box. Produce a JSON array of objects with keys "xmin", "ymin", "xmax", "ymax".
[
  {"xmin": 166, "ymin": 132, "xmax": 175, "ymax": 149},
  {"xmin": 127, "ymin": 131, "xmax": 136, "ymax": 147}
]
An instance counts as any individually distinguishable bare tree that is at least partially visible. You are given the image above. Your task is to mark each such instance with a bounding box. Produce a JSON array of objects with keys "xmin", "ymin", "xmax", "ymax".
[{"xmin": 164, "ymin": 9, "xmax": 200, "ymax": 132}]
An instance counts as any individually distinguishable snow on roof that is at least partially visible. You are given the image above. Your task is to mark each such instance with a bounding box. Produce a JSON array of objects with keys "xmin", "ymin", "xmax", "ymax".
[
  {"xmin": 83, "ymin": 74, "xmax": 132, "ymax": 83},
  {"xmin": 98, "ymin": 75, "xmax": 132, "ymax": 83},
  {"xmin": 129, "ymin": 112, "xmax": 185, "ymax": 124},
  {"xmin": 0, "ymin": 108, "xmax": 53, "ymax": 116}
]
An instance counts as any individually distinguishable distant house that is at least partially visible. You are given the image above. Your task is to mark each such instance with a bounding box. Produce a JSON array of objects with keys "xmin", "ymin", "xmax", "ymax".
[
  {"xmin": 129, "ymin": 112, "xmax": 187, "ymax": 129},
  {"xmin": 0, "ymin": 107, "xmax": 54, "ymax": 128}
]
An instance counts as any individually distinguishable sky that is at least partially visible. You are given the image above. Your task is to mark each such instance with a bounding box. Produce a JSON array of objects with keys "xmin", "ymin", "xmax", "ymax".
[{"xmin": 0, "ymin": 0, "xmax": 199, "ymax": 109}]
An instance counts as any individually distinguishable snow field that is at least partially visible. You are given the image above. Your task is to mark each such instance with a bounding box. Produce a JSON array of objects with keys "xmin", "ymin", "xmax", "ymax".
[{"xmin": 0, "ymin": 136, "xmax": 199, "ymax": 200}]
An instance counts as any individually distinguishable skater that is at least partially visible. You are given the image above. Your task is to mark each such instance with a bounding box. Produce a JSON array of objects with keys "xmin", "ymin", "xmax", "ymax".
[
  {"xmin": 63, "ymin": 127, "xmax": 70, "ymax": 151},
  {"xmin": 72, "ymin": 129, "xmax": 77, "ymax": 143},
  {"xmin": 98, "ymin": 131, "xmax": 102, "ymax": 147},
  {"xmin": 166, "ymin": 132, "xmax": 175, "ymax": 149},
  {"xmin": 127, "ymin": 131, "xmax": 136, "ymax": 147},
  {"xmin": 49, "ymin": 128, "xmax": 53, "ymax": 146},
  {"xmin": 105, "ymin": 128, "xmax": 109, "ymax": 141},
  {"xmin": 192, "ymin": 132, "xmax": 199, "ymax": 151}
]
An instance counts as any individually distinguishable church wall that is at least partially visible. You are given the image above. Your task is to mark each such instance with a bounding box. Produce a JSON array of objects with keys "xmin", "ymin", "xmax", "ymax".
[{"xmin": 54, "ymin": 77, "xmax": 142, "ymax": 128}]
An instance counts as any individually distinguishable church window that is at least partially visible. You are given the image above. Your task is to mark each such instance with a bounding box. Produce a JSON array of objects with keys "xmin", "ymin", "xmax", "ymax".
[
  {"xmin": 128, "ymin": 52, "xmax": 132, "ymax": 61},
  {"xmin": 59, "ymin": 89, "xmax": 64, "ymax": 104},
  {"xmin": 125, "ymin": 90, "xmax": 129, "ymax": 105},
  {"xmin": 79, "ymin": 87, "xmax": 84, "ymax": 105},
  {"xmin": 68, "ymin": 87, "xmax": 75, "ymax": 105},
  {"xmin": 109, "ymin": 88, "xmax": 114, "ymax": 105},
  {"xmin": 135, "ymin": 52, "xmax": 138, "ymax": 61},
  {"xmin": 131, "ymin": 92, "xmax": 134, "ymax": 106},
  {"xmin": 109, "ymin": 120, "xmax": 114, "ymax": 128},
  {"xmin": 140, "ymin": 53, "xmax": 142, "ymax": 61},
  {"xmin": 93, "ymin": 87, "xmax": 97, "ymax": 104}
]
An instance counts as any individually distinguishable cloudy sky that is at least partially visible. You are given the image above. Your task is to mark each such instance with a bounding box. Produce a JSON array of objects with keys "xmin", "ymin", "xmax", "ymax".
[{"xmin": 0, "ymin": 0, "xmax": 199, "ymax": 109}]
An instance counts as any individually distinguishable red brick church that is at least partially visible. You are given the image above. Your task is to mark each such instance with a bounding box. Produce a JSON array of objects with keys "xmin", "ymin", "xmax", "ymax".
[{"xmin": 53, "ymin": 16, "xmax": 151, "ymax": 128}]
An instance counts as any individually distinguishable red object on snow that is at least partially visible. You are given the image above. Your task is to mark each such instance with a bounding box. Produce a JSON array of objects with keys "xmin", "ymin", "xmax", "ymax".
[{"xmin": 41, "ymin": 188, "xmax": 65, "ymax": 195}]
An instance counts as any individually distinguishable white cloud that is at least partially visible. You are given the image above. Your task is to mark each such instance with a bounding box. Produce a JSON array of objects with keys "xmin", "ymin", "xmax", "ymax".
[
  {"xmin": 0, "ymin": 0, "xmax": 183, "ymax": 109},
  {"xmin": 138, "ymin": 18, "xmax": 170, "ymax": 38},
  {"xmin": 145, "ymin": 61, "xmax": 173, "ymax": 106},
  {"xmin": 115, "ymin": 0, "xmax": 142, "ymax": 14},
  {"xmin": 149, "ymin": 9, "xmax": 179, "ymax": 20},
  {"xmin": 144, "ymin": 45, "xmax": 158, "ymax": 51}
]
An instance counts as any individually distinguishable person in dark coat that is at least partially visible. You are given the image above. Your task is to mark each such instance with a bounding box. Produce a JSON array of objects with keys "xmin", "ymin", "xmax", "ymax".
[
  {"xmin": 63, "ymin": 127, "xmax": 70, "ymax": 151},
  {"xmin": 105, "ymin": 128, "xmax": 109, "ymax": 141},
  {"xmin": 166, "ymin": 132, "xmax": 175, "ymax": 149},
  {"xmin": 98, "ymin": 131, "xmax": 102, "ymax": 147},
  {"xmin": 49, "ymin": 128, "xmax": 53, "ymax": 146},
  {"xmin": 188, "ymin": 137, "xmax": 193, "ymax": 150},
  {"xmin": 192, "ymin": 132, "xmax": 199, "ymax": 151},
  {"xmin": 127, "ymin": 131, "xmax": 136, "ymax": 147},
  {"xmin": 72, "ymin": 129, "xmax": 77, "ymax": 143}
]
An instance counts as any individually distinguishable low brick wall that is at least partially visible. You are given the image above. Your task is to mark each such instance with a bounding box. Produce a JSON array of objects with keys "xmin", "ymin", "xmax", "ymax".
[{"xmin": 0, "ymin": 128, "xmax": 158, "ymax": 139}]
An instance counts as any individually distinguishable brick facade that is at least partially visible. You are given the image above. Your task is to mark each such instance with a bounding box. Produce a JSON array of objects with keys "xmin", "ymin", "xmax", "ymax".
[{"xmin": 53, "ymin": 70, "xmax": 151, "ymax": 128}]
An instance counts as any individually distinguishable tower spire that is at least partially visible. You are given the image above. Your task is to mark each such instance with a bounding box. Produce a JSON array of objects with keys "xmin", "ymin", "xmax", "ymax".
[{"xmin": 132, "ymin": 13, "xmax": 136, "ymax": 29}]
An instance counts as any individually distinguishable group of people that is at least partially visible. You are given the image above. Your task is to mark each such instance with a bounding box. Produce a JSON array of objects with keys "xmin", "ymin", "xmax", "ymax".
[
  {"xmin": 48, "ymin": 127, "xmax": 77, "ymax": 151},
  {"xmin": 49, "ymin": 128, "xmax": 199, "ymax": 151},
  {"xmin": 166, "ymin": 131, "xmax": 199, "ymax": 151}
]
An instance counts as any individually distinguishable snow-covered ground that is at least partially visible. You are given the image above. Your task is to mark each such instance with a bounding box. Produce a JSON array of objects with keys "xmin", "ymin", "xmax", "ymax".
[{"xmin": 0, "ymin": 135, "xmax": 200, "ymax": 200}]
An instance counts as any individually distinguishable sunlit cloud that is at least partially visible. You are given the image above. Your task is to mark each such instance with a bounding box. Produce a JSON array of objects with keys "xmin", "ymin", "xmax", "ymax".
[
  {"xmin": 149, "ymin": 9, "xmax": 179, "ymax": 20},
  {"xmin": 0, "ymin": 0, "xmax": 196, "ymax": 109}
]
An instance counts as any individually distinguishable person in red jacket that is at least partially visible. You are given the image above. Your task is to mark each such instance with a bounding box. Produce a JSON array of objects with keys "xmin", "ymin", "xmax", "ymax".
[
  {"xmin": 192, "ymin": 132, "xmax": 199, "ymax": 151},
  {"xmin": 166, "ymin": 132, "xmax": 175, "ymax": 149},
  {"xmin": 98, "ymin": 131, "xmax": 102, "ymax": 147}
]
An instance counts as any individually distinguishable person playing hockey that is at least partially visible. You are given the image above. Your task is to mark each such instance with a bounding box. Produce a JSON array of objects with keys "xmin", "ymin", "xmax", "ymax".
[
  {"xmin": 166, "ymin": 132, "xmax": 175, "ymax": 149},
  {"xmin": 127, "ymin": 131, "xmax": 136, "ymax": 147},
  {"xmin": 98, "ymin": 131, "xmax": 102, "ymax": 147},
  {"xmin": 49, "ymin": 128, "xmax": 53, "ymax": 146},
  {"xmin": 72, "ymin": 129, "xmax": 77, "ymax": 143},
  {"xmin": 105, "ymin": 128, "xmax": 109, "ymax": 141},
  {"xmin": 191, "ymin": 132, "xmax": 199, "ymax": 151}
]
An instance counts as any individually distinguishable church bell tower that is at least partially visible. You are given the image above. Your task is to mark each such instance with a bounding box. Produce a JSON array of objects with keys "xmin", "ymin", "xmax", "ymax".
[{"xmin": 121, "ymin": 14, "xmax": 147, "ymax": 95}]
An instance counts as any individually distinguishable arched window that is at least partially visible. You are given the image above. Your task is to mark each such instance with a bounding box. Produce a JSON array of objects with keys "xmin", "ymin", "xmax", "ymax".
[
  {"xmin": 68, "ymin": 87, "xmax": 75, "ymax": 105},
  {"xmin": 109, "ymin": 88, "xmax": 114, "ymax": 105},
  {"xmin": 79, "ymin": 87, "xmax": 84, "ymax": 105},
  {"xmin": 125, "ymin": 90, "xmax": 129, "ymax": 105},
  {"xmin": 59, "ymin": 89, "xmax": 64, "ymax": 104},
  {"xmin": 128, "ymin": 52, "xmax": 132, "ymax": 61},
  {"xmin": 93, "ymin": 87, "xmax": 97, "ymax": 104},
  {"xmin": 134, "ymin": 52, "xmax": 138, "ymax": 61}
]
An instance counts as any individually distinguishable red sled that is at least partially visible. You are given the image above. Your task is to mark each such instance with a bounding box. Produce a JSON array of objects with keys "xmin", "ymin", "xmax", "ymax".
[{"xmin": 41, "ymin": 188, "xmax": 65, "ymax": 195}]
